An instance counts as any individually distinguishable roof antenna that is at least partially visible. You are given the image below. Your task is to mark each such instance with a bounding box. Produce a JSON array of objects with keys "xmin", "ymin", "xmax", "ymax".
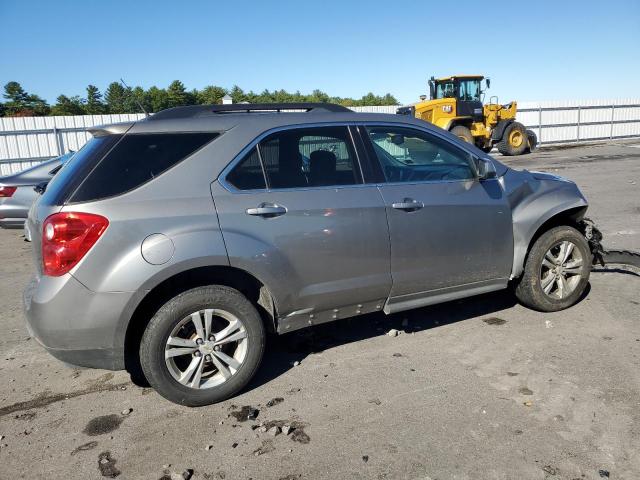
[{"xmin": 120, "ymin": 78, "xmax": 149, "ymax": 117}]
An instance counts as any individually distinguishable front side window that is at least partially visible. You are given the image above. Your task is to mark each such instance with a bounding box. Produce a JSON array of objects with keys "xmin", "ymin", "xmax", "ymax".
[
  {"xmin": 435, "ymin": 81, "xmax": 455, "ymax": 99},
  {"xmin": 366, "ymin": 127, "xmax": 476, "ymax": 182}
]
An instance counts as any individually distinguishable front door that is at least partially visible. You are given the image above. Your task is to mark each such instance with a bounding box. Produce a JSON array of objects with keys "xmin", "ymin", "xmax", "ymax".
[
  {"xmin": 212, "ymin": 125, "xmax": 392, "ymax": 329},
  {"xmin": 360, "ymin": 125, "xmax": 513, "ymax": 312}
]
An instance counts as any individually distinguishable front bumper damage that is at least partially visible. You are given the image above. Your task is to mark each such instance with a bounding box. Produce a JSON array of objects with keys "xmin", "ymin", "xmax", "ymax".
[{"xmin": 580, "ymin": 218, "xmax": 640, "ymax": 270}]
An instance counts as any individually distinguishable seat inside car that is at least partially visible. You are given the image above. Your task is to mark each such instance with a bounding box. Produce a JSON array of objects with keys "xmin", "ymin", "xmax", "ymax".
[{"xmin": 309, "ymin": 150, "xmax": 337, "ymax": 186}]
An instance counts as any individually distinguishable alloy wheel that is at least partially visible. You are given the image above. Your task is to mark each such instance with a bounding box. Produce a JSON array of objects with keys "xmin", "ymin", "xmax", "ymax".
[
  {"xmin": 540, "ymin": 240, "xmax": 584, "ymax": 299},
  {"xmin": 164, "ymin": 309, "xmax": 248, "ymax": 389}
]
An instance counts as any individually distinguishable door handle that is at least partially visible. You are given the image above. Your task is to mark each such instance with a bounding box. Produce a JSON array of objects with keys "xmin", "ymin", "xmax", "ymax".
[
  {"xmin": 246, "ymin": 203, "xmax": 287, "ymax": 217},
  {"xmin": 391, "ymin": 198, "xmax": 424, "ymax": 211}
]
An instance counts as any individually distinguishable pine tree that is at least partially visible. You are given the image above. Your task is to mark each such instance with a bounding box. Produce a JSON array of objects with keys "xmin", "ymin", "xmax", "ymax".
[
  {"xmin": 85, "ymin": 85, "xmax": 105, "ymax": 114},
  {"xmin": 167, "ymin": 80, "xmax": 188, "ymax": 108},
  {"xmin": 104, "ymin": 82, "xmax": 129, "ymax": 114},
  {"xmin": 51, "ymin": 95, "xmax": 85, "ymax": 116},
  {"xmin": 2, "ymin": 81, "xmax": 50, "ymax": 116}
]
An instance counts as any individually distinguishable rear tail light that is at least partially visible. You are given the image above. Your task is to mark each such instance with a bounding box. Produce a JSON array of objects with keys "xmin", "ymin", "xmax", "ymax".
[
  {"xmin": 42, "ymin": 212, "xmax": 109, "ymax": 276},
  {"xmin": 0, "ymin": 186, "xmax": 17, "ymax": 197}
]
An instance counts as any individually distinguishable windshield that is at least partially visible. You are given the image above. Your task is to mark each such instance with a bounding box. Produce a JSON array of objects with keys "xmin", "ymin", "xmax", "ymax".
[
  {"xmin": 458, "ymin": 79, "xmax": 481, "ymax": 102},
  {"xmin": 435, "ymin": 79, "xmax": 482, "ymax": 101}
]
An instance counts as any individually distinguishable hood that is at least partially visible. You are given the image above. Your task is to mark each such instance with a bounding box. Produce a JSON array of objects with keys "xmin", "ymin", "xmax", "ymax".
[{"xmin": 529, "ymin": 170, "xmax": 574, "ymax": 183}]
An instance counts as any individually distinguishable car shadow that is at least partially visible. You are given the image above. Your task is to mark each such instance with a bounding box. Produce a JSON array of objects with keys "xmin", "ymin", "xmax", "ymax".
[{"xmin": 244, "ymin": 288, "xmax": 519, "ymax": 395}]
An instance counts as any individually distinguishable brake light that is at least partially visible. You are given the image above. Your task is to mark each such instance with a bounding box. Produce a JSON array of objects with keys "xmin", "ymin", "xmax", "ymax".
[
  {"xmin": 42, "ymin": 212, "xmax": 109, "ymax": 276},
  {"xmin": 0, "ymin": 186, "xmax": 17, "ymax": 197}
]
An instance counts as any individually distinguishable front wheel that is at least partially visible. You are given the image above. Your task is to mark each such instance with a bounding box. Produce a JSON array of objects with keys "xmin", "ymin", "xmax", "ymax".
[
  {"xmin": 140, "ymin": 285, "xmax": 266, "ymax": 406},
  {"xmin": 497, "ymin": 122, "xmax": 528, "ymax": 156},
  {"xmin": 450, "ymin": 125, "xmax": 474, "ymax": 144},
  {"xmin": 515, "ymin": 226, "xmax": 591, "ymax": 312}
]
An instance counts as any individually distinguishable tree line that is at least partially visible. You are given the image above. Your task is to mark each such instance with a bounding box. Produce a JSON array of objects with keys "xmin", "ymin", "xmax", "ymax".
[{"xmin": 0, "ymin": 80, "xmax": 399, "ymax": 117}]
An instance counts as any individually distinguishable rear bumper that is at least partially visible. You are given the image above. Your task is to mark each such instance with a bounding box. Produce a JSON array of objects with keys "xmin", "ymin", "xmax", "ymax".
[
  {"xmin": 23, "ymin": 273, "xmax": 134, "ymax": 370},
  {"xmin": 0, "ymin": 218, "xmax": 25, "ymax": 228},
  {"xmin": 0, "ymin": 203, "xmax": 27, "ymax": 228}
]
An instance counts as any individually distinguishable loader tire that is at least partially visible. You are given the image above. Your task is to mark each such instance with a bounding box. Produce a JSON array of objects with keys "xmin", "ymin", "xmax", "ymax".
[
  {"xmin": 451, "ymin": 125, "xmax": 474, "ymax": 144},
  {"xmin": 525, "ymin": 129, "xmax": 538, "ymax": 152},
  {"xmin": 497, "ymin": 122, "xmax": 528, "ymax": 156}
]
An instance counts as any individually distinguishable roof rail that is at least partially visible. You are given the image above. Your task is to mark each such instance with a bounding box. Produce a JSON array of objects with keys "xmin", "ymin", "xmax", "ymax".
[{"xmin": 149, "ymin": 103, "xmax": 352, "ymax": 121}]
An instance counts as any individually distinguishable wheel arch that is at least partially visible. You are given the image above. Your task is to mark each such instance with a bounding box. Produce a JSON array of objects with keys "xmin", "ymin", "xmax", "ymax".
[
  {"xmin": 491, "ymin": 119, "xmax": 515, "ymax": 141},
  {"xmin": 122, "ymin": 264, "xmax": 278, "ymax": 377},
  {"xmin": 441, "ymin": 117, "xmax": 474, "ymax": 132},
  {"xmin": 512, "ymin": 205, "xmax": 588, "ymax": 279}
]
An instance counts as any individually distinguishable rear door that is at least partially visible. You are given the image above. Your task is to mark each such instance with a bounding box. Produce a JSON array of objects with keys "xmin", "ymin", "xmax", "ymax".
[
  {"xmin": 212, "ymin": 125, "xmax": 391, "ymax": 330},
  {"xmin": 359, "ymin": 124, "xmax": 513, "ymax": 311}
]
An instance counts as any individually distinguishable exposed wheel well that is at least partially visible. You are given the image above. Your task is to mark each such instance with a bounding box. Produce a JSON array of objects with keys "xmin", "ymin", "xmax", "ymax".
[
  {"xmin": 123, "ymin": 265, "xmax": 277, "ymax": 378},
  {"xmin": 448, "ymin": 120, "xmax": 473, "ymax": 131},
  {"xmin": 521, "ymin": 206, "xmax": 588, "ymax": 272}
]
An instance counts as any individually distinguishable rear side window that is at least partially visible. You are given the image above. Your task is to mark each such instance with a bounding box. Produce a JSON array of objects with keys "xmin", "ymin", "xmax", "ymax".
[
  {"xmin": 70, "ymin": 133, "xmax": 217, "ymax": 202},
  {"xmin": 262, "ymin": 127, "xmax": 360, "ymax": 188},
  {"xmin": 226, "ymin": 147, "xmax": 266, "ymax": 190},
  {"xmin": 41, "ymin": 135, "xmax": 121, "ymax": 206}
]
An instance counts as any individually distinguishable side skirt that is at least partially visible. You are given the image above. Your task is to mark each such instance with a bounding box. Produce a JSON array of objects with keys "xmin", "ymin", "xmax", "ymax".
[{"xmin": 383, "ymin": 278, "xmax": 508, "ymax": 315}]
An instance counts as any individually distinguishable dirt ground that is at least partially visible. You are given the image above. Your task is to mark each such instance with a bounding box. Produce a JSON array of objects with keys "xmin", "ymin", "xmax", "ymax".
[{"xmin": 0, "ymin": 140, "xmax": 639, "ymax": 480}]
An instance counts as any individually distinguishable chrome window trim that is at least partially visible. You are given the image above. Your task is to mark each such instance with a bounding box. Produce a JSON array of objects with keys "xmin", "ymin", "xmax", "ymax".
[{"xmin": 218, "ymin": 121, "xmax": 489, "ymax": 193}]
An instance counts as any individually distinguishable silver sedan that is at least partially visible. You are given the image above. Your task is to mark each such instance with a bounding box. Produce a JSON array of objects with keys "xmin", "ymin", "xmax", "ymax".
[{"xmin": 0, "ymin": 152, "xmax": 74, "ymax": 230}]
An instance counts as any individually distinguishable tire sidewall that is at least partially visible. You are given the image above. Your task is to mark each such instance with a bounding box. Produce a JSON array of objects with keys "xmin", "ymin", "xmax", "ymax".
[
  {"xmin": 505, "ymin": 122, "xmax": 527, "ymax": 155},
  {"xmin": 140, "ymin": 286, "xmax": 265, "ymax": 406},
  {"xmin": 451, "ymin": 125, "xmax": 474, "ymax": 144},
  {"xmin": 520, "ymin": 226, "xmax": 591, "ymax": 312}
]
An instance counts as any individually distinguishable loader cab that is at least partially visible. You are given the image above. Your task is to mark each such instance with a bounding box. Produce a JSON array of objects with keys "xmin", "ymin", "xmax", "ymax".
[{"xmin": 429, "ymin": 76, "xmax": 485, "ymax": 121}]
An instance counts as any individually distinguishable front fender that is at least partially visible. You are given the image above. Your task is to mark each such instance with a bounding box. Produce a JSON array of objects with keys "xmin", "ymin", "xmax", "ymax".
[{"xmin": 502, "ymin": 169, "xmax": 589, "ymax": 278}]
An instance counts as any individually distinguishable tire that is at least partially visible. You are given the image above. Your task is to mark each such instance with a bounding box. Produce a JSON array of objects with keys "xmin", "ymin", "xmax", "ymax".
[
  {"xmin": 525, "ymin": 129, "xmax": 538, "ymax": 152},
  {"xmin": 515, "ymin": 226, "xmax": 591, "ymax": 312},
  {"xmin": 497, "ymin": 122, "xmax": 528, "ymax": 156},
  {"xmin": 450, "ymin": 125, "xmax": 474, "ymax": 144},
  {"xmin": 140, "ymin": 285, "xmax": 266, "ymax": 406}
]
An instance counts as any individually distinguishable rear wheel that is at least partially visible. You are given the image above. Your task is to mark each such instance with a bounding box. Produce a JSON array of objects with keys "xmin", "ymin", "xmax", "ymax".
[
  {"xmin": 140, "ymin": 285, "xmax": 266, "ymax": 406},
  {"xmin": 450, "ymin": 125, "xmax": 474, "ymax": 144},
  {"xmin": 497, "ymin": 122, "xmax": 527, "ymax": 156},
  {"xmin": 515, "ymin": 226, "xmax": 591, "ymax": 312}
]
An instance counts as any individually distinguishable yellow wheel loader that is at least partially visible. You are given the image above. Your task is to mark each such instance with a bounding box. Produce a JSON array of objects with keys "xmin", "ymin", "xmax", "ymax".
[{"xmin": 397, "ymin": 75, "xmax": 536, "ymax": 155}]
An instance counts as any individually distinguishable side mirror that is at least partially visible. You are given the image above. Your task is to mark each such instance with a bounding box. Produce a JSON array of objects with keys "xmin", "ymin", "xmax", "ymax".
[
  {"xmin": 475, "ymin": 157, "xmax": 497, "ymax": 180},
  {"xmin": 485, "ymin": 78, "xmax": 491, "ymax": 89}
]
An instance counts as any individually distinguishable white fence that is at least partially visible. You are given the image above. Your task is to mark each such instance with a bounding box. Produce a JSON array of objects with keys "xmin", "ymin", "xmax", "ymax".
[
  {"xmin": 2, "ymin": 100, "xmax": 640, "ymax": 175},
  {"xmin": 0, "ymin": 113, "xmax": 145, "ymax": 175}
]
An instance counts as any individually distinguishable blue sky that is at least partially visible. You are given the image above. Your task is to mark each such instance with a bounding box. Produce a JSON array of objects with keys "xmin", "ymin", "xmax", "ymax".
[{"xmin": 1, "ymin": 0, "xmax": 639, "ymax": 105}]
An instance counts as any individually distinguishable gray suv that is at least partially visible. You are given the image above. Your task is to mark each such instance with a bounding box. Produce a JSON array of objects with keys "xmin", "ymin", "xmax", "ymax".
[{"xmin": 24, "ymin": 103, "xmax": 594, "ymax": 406}]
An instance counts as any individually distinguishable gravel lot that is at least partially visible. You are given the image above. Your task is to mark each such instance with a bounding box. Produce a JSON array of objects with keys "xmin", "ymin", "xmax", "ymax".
[{"xmin": 0, "ymin": 141, "xmax": 639, "ymax": 480}]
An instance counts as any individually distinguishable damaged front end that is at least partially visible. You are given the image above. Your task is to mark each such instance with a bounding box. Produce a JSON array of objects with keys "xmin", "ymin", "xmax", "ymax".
[
  {"xmin": 579, "ymin": 218, "xmax": 640, "ymax": 270},
  {"xmin": 578, "ymin": 218, "xmax": 605, "ymax": 267}
]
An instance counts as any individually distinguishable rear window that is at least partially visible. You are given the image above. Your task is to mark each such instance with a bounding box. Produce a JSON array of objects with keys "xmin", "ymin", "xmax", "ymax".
[
  {"xmin": 41, "ymin": 135, "xmax": 121, "ymax": 206},
  {"xmin": 70, "ymin": 132, "xmax": 217, "ymax": 203}
]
